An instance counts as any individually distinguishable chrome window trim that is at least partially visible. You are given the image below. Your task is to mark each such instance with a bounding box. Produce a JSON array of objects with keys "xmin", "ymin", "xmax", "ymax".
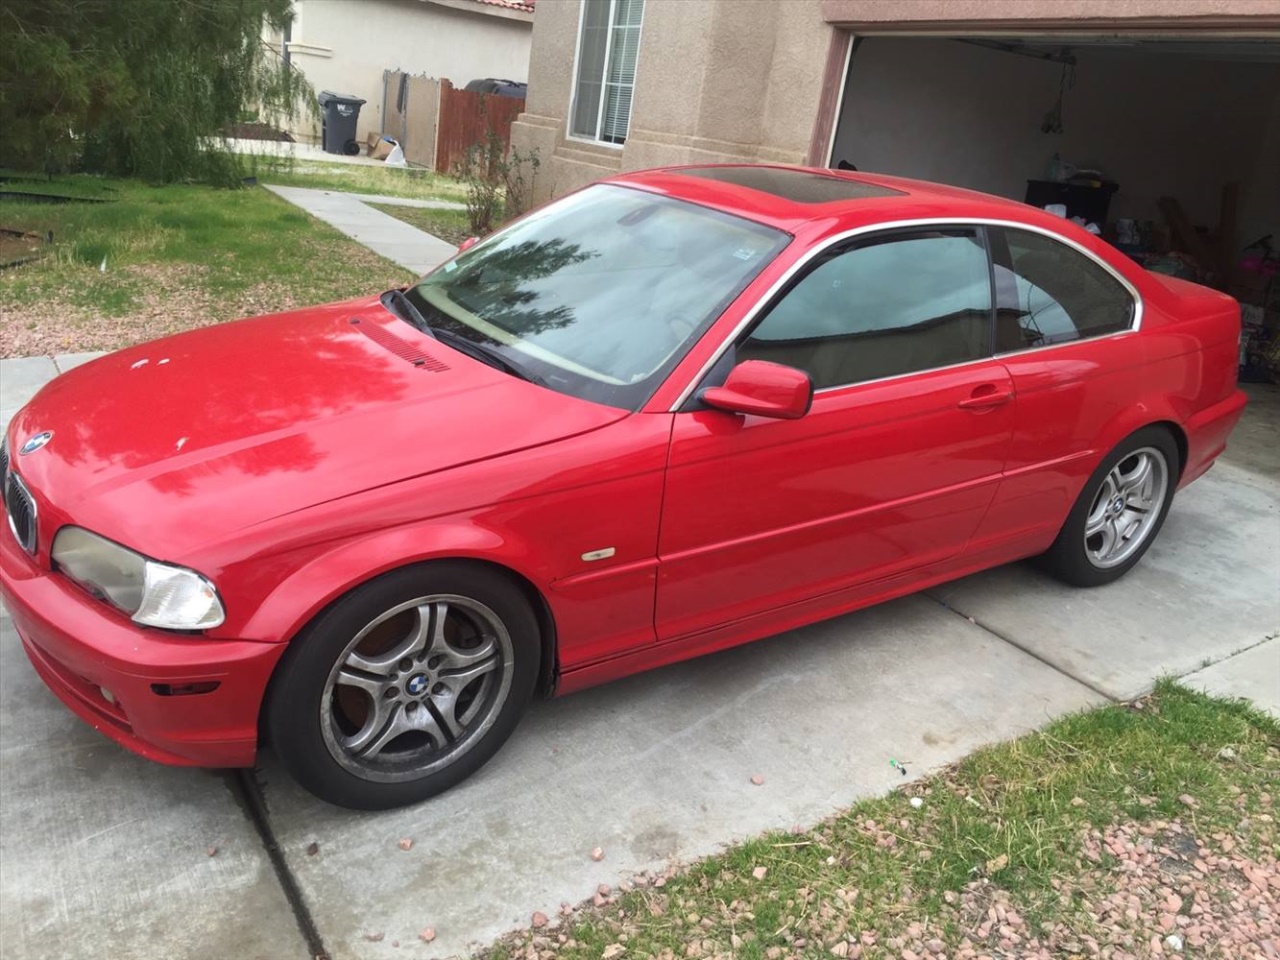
[
  {"xmin": 6, "ymin": 471, "xmax": 38, "ymax": 555},
  {"xmin": 669, "ymin": 216, "xmax": 1144, "ymax": 411}
]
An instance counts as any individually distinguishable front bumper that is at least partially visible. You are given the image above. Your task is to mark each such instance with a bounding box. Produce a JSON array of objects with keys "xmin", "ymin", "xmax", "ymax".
[{"xmin": 0, "ymin": 525, "xmax": 284, "ymax": 767}]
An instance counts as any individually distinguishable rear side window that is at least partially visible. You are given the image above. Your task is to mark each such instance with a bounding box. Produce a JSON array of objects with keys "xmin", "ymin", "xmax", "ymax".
[
  {"xmin": 739, "ymin": 230, "xmax": 992, "ymax": 389},
  {"xmin": 992, "ymin": 228, "xmax": 1135, "ymax": 352}
]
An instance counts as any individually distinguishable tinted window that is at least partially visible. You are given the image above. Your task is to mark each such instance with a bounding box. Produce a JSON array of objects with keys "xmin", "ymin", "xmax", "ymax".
[
  {"xmin": 993, "ymin": 228, "xmax": 1135, "ymax": 352},
  {"xmin": 410, "ymin": 184, "xmax": 788, "ymax": 410},
  {"xmin": 739, "ymin": 231, "xmax": 992, "ymax": 389}
]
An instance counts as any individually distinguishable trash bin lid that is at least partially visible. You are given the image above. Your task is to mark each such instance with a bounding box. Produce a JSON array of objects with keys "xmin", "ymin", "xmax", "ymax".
[{"xmin": 318, "ymin": 90, "xmax": 367, "ymax": 106}]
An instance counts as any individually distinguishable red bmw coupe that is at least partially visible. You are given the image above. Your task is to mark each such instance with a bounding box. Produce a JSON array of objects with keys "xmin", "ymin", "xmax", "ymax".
[{"xmin": 0, "ymin": 165, "xmax": 1246, "ymax": 808}]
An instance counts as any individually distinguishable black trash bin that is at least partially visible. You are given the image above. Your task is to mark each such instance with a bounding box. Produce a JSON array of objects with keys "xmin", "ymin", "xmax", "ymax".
[{"xmin": 317, "ymin": 91, "xmax": 366, "ymax": 156}]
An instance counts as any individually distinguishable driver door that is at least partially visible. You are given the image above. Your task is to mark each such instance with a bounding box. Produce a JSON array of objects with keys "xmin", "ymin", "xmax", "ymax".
[{"xmin": 655, "ymin": 227, "xmax": 1014, "ymax": 640}]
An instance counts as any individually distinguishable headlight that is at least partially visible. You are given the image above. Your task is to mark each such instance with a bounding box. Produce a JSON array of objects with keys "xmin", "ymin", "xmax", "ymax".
[{"xmin": 51, "ymin": 527, "xmax": 225, "ymax": 630}]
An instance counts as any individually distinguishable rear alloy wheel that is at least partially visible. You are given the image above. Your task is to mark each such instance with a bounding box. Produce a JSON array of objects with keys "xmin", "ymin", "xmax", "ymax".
[
  {"xmin": 267, "ymin": 563, "xmax": 539, "ymax": 809},
  {"xmin": 1039, "ymin": 426, "xmax": 1179, "ymax": 587}
]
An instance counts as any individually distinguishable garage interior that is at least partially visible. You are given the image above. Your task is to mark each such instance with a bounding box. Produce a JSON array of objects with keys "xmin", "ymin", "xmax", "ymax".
[{"xmin": 829, "ymin": 36, "xmax": 1280, "ymax": 393}]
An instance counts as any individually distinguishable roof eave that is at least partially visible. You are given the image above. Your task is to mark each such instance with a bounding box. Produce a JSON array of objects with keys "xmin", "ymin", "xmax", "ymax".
[{"xmin": 417, "ymin": 0, "xmax": 534, "ymax": 25}]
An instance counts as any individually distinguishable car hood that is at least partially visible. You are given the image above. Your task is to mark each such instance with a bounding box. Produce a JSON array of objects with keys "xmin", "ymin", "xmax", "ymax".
[{"xmin": 8, "ymin": 296, "xmax": 626, "ymax": 560}]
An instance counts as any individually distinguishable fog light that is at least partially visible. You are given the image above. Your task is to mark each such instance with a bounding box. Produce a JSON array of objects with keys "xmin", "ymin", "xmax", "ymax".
[{"xmin": 100, "ymin": 687, "xmax": 115, "ymax": 704}]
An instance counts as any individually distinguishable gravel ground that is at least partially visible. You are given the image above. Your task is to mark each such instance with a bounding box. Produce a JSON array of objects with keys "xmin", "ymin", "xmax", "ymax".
[
  {"xmin": 490, "ymin": 792, "xmax": 1277, "ymax": 960},
  {"xmin": 0, "ymin": 255, "xmax": 408, "ymax": 357},
  {"xmin": 940, "ymin": 810, "xmax": 1277, "ymax": 959}
]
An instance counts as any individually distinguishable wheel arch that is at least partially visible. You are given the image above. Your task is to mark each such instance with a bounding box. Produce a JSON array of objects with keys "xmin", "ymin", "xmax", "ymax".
[
  {"xmin": 1090, "ymin": 395, "xmax": 1188, "ymax": 480},
  {"xmin": 256, "ymin": 553, "xmax": 560, "ymax": 748},
  {"xmin": 246, "ymin": 525, "xmax": 563, "ymax": 710},
  {"xmin": 1152, "ymin": 418, "xmax": 1189, "ymax": 481}
]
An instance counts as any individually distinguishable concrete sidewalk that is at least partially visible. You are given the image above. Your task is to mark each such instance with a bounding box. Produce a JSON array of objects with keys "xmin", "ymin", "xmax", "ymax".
[
  {"xmin": 263, "ymin": 183, "xmax": 460, "ymax": 276},
  {"xmin": 1, "ymin": 353, "xmax": 1276, "ymax": 959},
  {"xmin": 226, "ymin": 137, "xmax": 392, "ymax": 168}
]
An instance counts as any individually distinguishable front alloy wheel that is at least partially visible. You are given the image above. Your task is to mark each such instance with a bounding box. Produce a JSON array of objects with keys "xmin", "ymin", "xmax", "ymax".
[
  {"xmin": 321, "ymin": 595, "xmax": 514, "ymax": 783},
  {"xmin": 268, "ymin": 563, "xmax": 539, "ymax": 809}
]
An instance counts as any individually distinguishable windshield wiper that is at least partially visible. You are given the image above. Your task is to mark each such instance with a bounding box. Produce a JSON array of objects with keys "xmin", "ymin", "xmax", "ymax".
[
  {"xmin": 433, "ymin": 329, "xmax": 545, "ymax": 386},
  {"xmin": 380, "ymin": 288, "xmax": 434, "ymax": 337}
]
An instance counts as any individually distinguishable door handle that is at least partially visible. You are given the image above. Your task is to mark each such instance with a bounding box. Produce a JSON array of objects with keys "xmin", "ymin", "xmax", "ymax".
[{"xmin": 958, "ymin": 385, "xmax": 1013, "ymax": 410}]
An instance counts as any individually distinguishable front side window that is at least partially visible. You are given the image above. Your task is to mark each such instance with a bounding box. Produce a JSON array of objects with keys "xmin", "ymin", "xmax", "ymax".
[
  {"xmin": 408, "ymin": 185, "xmax": 788, "ymax": 410},
  {"xmin": 570, "ymin": 0, "xmax": 643, "ymax": 144},
  {"xmin": 739, "ymin": 230, "xmax": 992, "ymax": 389},
  {"xmin": 992, "ymin": 228, "xmax": 1135, "ymax": 352}
]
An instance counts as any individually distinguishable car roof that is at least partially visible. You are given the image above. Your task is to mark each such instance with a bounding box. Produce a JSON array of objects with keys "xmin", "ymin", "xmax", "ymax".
[{"xmin": 606, "ymin": 163, "xmax": 1039, "ymax": 234}]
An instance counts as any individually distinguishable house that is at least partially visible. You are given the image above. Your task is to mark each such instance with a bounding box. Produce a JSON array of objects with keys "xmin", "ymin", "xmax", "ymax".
[
  {"xmin": 510, "ymin": 0, "xmax": 1280, "ymax": 251},
  {"xmin": 268, "ymin": 0, "xmax": 534, "ymax": 143}
]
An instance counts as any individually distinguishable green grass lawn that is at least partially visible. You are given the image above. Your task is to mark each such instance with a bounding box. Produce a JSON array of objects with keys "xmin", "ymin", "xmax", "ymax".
[
  {"xmin": 367, "ymin": 202, "xmax": 474, "ymax": 246},
  {"xmin": 0, "ymin": 172, "xmax": 414, "ymax": 356},
  {"xmin": 484, "ymin": 682, "xmax": 1278, "ymax": 959}
]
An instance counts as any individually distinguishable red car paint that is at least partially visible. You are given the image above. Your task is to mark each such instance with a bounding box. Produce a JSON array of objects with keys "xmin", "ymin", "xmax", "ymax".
[{"xmin": 0, "ymin": 166, "xmax": 1246, "ymax": 768}]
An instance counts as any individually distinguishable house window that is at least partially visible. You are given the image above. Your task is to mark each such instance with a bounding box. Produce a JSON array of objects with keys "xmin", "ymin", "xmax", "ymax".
[{"xmin": 570, "ymin": 0, "xmax": 643, "ymax": 145}]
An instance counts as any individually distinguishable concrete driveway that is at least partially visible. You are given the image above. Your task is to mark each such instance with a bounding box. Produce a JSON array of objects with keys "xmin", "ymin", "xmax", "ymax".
[{"xmin": 1, "ymin": 355, "xmax": 1276, "ymax": 960}]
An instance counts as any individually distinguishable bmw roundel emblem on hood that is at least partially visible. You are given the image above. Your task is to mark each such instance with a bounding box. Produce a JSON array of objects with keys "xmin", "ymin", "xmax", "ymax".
[{"xmin": 19, "ymin": 431, "xmax": 53, "ymax": 455}]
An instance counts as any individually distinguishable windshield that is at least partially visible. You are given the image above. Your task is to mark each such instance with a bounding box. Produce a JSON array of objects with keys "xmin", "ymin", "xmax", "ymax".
[{"xmin": 406, "ymin": 184, "xmax": 790, "ymax": 409}]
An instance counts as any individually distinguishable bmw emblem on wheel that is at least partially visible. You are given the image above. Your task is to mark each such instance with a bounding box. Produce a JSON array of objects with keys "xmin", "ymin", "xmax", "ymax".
[
  {"xmin": 406, "ymin": 674, "xmax": 428, "ymax": 696},
  {"xmin": 19, "ymin": 431, "xmax": 53, "ymax": 455}
]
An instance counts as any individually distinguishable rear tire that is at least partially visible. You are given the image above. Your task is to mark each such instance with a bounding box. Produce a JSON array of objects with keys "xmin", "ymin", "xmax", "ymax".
[
  {"xmin": 1038, "ymin": 426, "xmax": 1179, "ymax": 588},
  {"xmin": 266, "ymin": 562, "xmax": 539, "ymax": 810}
]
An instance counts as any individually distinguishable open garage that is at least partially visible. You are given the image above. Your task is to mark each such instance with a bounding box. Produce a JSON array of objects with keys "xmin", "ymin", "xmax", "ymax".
[{"xmin": 830, "ymin": 36, "xmax": 1279, "ymax": 323}]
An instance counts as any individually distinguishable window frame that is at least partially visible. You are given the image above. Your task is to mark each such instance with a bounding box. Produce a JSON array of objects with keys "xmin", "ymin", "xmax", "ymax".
[
  {"xmin": 736, "ymin": 225, "xmax": 995, "ymax": 392},
  {"xmin": 989, "ymin": 225, "xmax": 1138, "ymax": 353},
  {"xmin": 670, "ymin": 218, "xmax": 1143, "ymax": 412},
  {"xmin": 567, "ymin": 0, "xmax": 645, "ymax": 149}
]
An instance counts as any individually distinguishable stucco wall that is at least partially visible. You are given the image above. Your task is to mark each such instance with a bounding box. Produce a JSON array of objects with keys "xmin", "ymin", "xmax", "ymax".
[
  {"xmin": 831, "ymin": 38, "xmax": 1280, "ymax": 233},
  {"xmin": 511, "ymin": 0, "xmax": 832, "ymax": 203},
  {"xmin": 512, "ymin": 0, "xmax": 1280, "ymax": 208},
  {"xmin": 286, "ymin": 0, "xmax": 531, "ymax": 142}
]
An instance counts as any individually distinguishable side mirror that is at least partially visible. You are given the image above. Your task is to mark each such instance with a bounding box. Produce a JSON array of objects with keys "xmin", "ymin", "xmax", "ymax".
[
  {"xmin": 458, "ymin": 236, "xmax": 480, "ymax": 252},
  {"xmin": 699, "ymin": 360, "xmax": 813, "ymax": 420}
]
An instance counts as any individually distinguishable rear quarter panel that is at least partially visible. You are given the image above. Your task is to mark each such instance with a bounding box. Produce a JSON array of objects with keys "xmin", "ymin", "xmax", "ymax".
[
  {"xmin": 983, "ymin": 270, "xmax": 1242, "ymax": 554},
  {"xmin": 1140, "ymin": 275, "xmax": 1245, "ymax": 481}
]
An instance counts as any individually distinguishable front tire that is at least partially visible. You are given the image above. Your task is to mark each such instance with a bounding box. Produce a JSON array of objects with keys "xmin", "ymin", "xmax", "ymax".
[
  {"xmin": 1039, "ymin": 426, "xmax": 1179, "ymax": 588},
  {"xmin": 266, "ymin": 562, "xmax": 540, "ymax": 810}
]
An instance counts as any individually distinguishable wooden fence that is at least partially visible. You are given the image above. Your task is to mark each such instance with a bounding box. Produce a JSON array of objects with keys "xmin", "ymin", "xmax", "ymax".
[
  {"xmin": 434, "ymin": 79, "xmax": 526, "ymax": 174},
  {"xmin": 381, "ymin": 71, "xmax": 525, "ymax": 174}
]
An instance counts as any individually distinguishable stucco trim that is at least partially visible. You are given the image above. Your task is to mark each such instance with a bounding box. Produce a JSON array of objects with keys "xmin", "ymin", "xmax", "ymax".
[
  {"xmin": 286, "ymin": 41, "xmax": 333, "ymax": 57},
  {"xmin": 806, "ymin": 30, "xmax": 852, "ymax": 167},
  {"xmin": 821, "ymin": 0, "xmax": 1280, "ymax": 31}
]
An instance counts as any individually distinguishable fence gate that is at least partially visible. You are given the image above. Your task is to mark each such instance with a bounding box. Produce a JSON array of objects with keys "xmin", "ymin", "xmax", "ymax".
[{"xmin": 381, "ymin": 70, "xmax": 441, "ymax": 169}]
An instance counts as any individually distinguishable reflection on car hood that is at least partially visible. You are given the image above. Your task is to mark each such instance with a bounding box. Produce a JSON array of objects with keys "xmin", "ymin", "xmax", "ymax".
[{"xmin": 8, "ymin": 296, "xmax": 626, "ymax": 559}]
